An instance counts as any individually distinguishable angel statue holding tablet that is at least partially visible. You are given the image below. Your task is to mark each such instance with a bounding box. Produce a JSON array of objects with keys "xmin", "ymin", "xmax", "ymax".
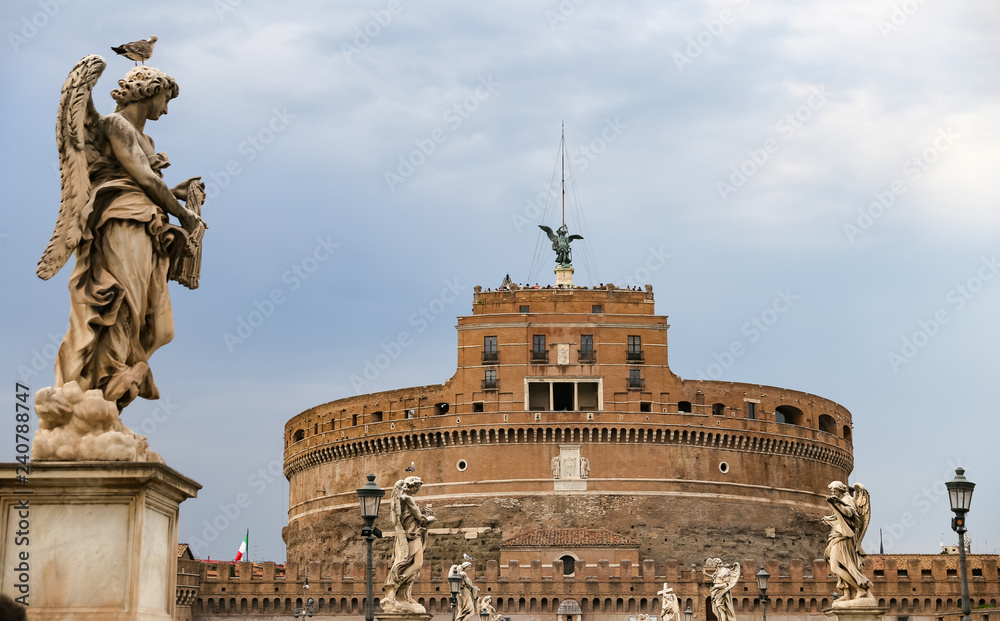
[{"xmin": 33, "ymin": 54, "xmax": 206, "ymax": 462}]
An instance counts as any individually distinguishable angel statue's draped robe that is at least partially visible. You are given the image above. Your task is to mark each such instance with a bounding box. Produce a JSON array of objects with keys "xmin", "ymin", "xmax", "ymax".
[{"xmin": 56, "ymin": 141, "xmax": 179, "ymax": 410}]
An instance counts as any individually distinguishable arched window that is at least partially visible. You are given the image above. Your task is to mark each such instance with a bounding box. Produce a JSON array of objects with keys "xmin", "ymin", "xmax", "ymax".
[
  {"xmin": 818, "ymin": 414, "xmax": 836, "ymax": 434},
  {"xmin": 775, "ymin": 405, "xmax": 803, "ymax": 425},
  {"xmin": 292, "ymin": 429, "xmax": 305, "ymax": 442},
  {"xmin": 559, "ymin": 554, "xmax": 575, "ymax": 575},
  {"xmin": 843, "ymin": 425, "xmax": 852, "ymax": 440},
  {"xmin": 712, "ymin": 403, "xmax": 725, "ymax": 416}
]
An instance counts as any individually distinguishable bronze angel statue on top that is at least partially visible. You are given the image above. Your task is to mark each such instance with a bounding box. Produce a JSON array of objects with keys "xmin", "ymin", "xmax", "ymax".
[
  {"xmin": 824, "ymin": 481, "xmax": 874, "ymax": 605},
  {"xmin": 539, "ymin": 223, "xmax": 582, "ymax": 267},
  {"xmin": 32, "ymin": 55, "xmax": 206, "ymax": 462}
]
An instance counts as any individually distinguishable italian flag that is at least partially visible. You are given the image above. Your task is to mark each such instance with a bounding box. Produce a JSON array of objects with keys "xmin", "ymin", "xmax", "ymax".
[{"xmin": 234, "ymin": 530, "xmax": 248, "ymax": 562}]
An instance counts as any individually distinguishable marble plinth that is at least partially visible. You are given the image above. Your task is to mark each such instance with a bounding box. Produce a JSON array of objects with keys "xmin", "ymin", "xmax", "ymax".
[
  {"xmin": 0, "ymin": 461, "xmax": 200, "ymax": 620},
  {"xmin": 823, "ymin": 600, "xmax": 887, "ymax": 621},
  {"xmin": 377, "ymin": 612, "xmax": 434, "ymax": 621},
  {"xmin": 555, "ymin": 265, "xmax": 574, "ymax": 287}
]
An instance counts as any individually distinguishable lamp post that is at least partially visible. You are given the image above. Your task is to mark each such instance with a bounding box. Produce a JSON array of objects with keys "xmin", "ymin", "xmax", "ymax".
[
  {"xmin": 480, "ymin": 606, "xmax": 491, "ymax": 621},
  {"xmin": 684, "ymin": 604, "xmax": 694, "ymax": 621},
  {"xmin": 946, "ymin": 468, "xmax": 975, "ymax": 621},
  {"xmin": 448, "ymin": 570, "xmax": 463, "ymax": 621},
  {"xmin": 357, "ymin": 474, "xmax": 385, "ymax": 621},
  {"xmin": 292, "ymin": 566, "xmax": 314, "ymax": 617},
  {"xmin": 755, "ymin": 566, "xmax": 770, "ymax": 621}
]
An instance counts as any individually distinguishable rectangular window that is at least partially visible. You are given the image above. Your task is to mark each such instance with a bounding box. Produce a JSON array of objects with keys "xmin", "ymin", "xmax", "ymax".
[
  {"xmin": 473, "ymin": 402, "xmax": 484, "ymax": 412},
  {"xmin": 579, "ymin": 334, "xmax": 595, "ymax": 363},
  {"xmin": 533, "ymin": 334, "xmax": 546, "ymax": 352},
  {"xmin": 746, "ymin": 402, "xmax": 756, "ymax": 419},
  {"xmin": 628, "ymin": 368, "xmax": 643, "ymax": 389},
  {"xmin": 627, "ymin": 335, "xmax": 643, "ymax": 362},
  {"xmin": 371, "ymin": 411, "xmax": 383, "ymax": 423},
  {"xmin": 351, "ymin": 414, "xmax": 358, "ymax": 426},
  {"xmin": 532, "ymin": 334, "xmax": 548, "ymax": 362},
  {"xmin": 640, "ymin": 401, "xmax": 652, "ymax": 412},
  {"xmin": 528, "ymin": 382, "xmax": 549, "ymax": 410},
  {"xmin": 519, "ymin": 305, "xmax": 530, "ymax": 313},
  {"xmin": 592, "ymin": 305, "xmax": 603, "ymax": 313},
  {"xmin": 483, "ymin": 336, "xmax": 498, "ymax": 362}
]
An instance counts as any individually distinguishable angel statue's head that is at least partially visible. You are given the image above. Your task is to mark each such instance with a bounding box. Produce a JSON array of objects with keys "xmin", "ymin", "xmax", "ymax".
[
  {"xmin": 828, "ymin": 481, "xmax": 848, "ymax": 494},
  {"xmin": 111, "ymin": 65, "xmax": 179, "ymax": 112}
]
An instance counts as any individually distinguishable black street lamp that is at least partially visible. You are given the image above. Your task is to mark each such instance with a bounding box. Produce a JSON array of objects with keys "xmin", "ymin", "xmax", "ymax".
[
  {"xmin": 293, "ymin": 567, "xmax": 314, "ymax": 617},
  {"xmin": 479, "ymin": 605, "xmax": 491, "ymax": 621},
  {"xmin": 357, "ymin": 474, "xmax": 385, "ymax": 621},
  {"xmin": 946, "ymin": 468, "xmax": 976, "ymax": 621},
  {"xmin": 684, "ymin": 604, "xmax": 694, "ymax": 621},
  {"xmin": 448, "ymin": 570, "xmax": 463, "ymax": 621},
  {"xmin": 755, "ymin": 566, "xmax": 770, "ymax": 621}
]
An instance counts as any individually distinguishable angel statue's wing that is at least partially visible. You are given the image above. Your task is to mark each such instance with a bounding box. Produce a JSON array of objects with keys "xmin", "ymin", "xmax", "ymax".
[
  {"xmin": 538, "ymin": 224, "xmax": 556, "ymax": 241},
  {"xmin": 567, "ymin": 234, "xmax": 584, "ymax": 242},
  {"xmin": 852, "ymin": 483, "xmax": 871, "ymax": 554},
  {"xmin": 37, "ymin": 54, "xmax": 106, "ymax": 280},
  {"xmin": 726, "ymin": 562, "xmax": 741, "ymax": 591}
]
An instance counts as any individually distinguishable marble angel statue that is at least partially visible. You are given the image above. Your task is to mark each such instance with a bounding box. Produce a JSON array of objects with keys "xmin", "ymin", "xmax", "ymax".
[
  {"xmin": 704, "ymin": 558, "xmax": 740, "ymax": 621},
  {"xmin": 382, "ymin": 476, "xmax": 436, "ymax": 613},
  {"xmin": 32, "ymin": 55, "xmax": 206, "ymax": 461},
  {"xmin": 824, "ymin": 481, "xmax": 874, "ymax": 604}
]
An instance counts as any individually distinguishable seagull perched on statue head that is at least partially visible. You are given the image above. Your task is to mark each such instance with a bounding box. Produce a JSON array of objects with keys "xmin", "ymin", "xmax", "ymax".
[
  {"xmin": 111, "ymin": 36, "xmax": 157, "ymax": 65},
  {"xmin": 405, "ymin": 462, "xmax": 416, "ymax": 472},
  {"xmin": 463, "ymin": 553, "xmax": 474, "ymax": 562}
]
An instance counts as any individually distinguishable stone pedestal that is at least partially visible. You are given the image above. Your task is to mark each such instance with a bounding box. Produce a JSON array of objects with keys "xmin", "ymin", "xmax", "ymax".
[
  {"xmin": 0, "ymin": 461, "xmax": 200, "ymax": 621},
  {"xmin": 555, "ymin": 265, "xmax": 574, "ymax": 287},
  {"xmin": 823, "ymin": 601, "xmax": 887, "ymax": 621},
  {"xmin": 377, "ymin": 613, "xmax": 434, "ymax": 621}
]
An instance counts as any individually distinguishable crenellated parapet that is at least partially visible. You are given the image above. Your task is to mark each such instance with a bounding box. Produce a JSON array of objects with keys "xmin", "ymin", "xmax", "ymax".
[{"xmin": 185, "ymin": 555, "xmax": 1000, "ymax": 619}]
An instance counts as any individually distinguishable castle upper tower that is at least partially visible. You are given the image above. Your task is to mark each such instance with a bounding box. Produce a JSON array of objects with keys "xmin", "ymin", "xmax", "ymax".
[{"xmin": 282, "ymin": 282, "xmax": 854, "ymax": 568}]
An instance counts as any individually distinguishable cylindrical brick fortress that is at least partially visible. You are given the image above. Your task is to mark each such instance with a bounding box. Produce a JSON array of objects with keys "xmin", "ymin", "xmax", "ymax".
[{"xmin": 282, "ymin": 285, "xmax": 852, "ymax": 567}]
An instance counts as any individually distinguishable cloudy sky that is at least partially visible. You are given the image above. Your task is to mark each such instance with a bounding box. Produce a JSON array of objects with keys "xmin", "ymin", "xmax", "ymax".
[{"xmin": 1, "ymin": 1, "xmax": 998, "ymax": 563}]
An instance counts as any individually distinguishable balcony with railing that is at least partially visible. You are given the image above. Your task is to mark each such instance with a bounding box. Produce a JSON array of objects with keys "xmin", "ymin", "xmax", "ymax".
[
  {"xmin": 626, "ymin": 377, "xmax": 645, "ymax": 390},
  {"xmin": 482, "ymin": 351, "xmax": 499, "ymax": 363},
  {"xmin": 626, "ymin": 350, "xmax": 644, "ymax": 363},
  {"xmin": 578, "ymin": 350, "xmax": 596, "ymax": 364},
  {"xmin": 531, "ymin": 350, "xmax": 549, "ymax": 364},
  {"xmin": 482, "ymin": 379, "xmax": 499, "ymax": 391}
]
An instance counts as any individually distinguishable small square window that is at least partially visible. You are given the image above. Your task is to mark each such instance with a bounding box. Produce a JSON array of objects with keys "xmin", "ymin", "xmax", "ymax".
[
  {"xmin": 473, "ymin": 402, "xmax": 484, "ymax": 412},
  {"xmin": 592, "ymin": 305, "xmax": 603, "ymax": 313},
  {"xmin": 519, "ymin": 305, "xmax": 530, "ymax": 313},
  {"xmin": 640, "ymin": 402, "xmax": 652, "ymax": 412}
]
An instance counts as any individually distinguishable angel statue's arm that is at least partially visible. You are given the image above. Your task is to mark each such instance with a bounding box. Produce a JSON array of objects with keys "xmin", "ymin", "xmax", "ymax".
[{"xmin": 105, "ymin": 115, "xmax": 201, "ymax": 231}]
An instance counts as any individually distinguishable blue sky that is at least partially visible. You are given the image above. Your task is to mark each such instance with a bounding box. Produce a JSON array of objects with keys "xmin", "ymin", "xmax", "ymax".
[{"xmin": 1, "ymin": 1, "xmax": 998, "ymax": 562}]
